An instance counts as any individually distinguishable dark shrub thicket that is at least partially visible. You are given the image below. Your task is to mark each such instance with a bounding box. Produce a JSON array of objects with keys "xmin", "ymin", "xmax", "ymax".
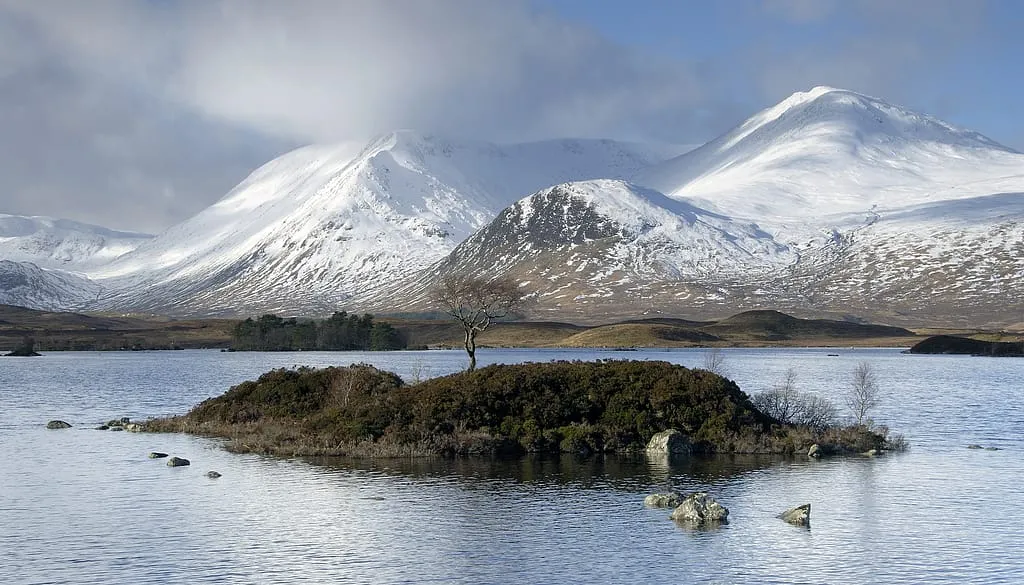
[
  {"xmin": 150, "ymin": 360, "xmax": 896, "ymax": 457},
  {"xmin": 231, "ymin": 312, "xmax": 405, "ymax": 351}
]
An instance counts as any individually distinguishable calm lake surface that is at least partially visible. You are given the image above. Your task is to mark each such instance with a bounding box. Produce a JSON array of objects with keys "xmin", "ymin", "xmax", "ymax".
[{"xmin": 1, "ymin": 348, "xmax": 1022, "ymax": 584}]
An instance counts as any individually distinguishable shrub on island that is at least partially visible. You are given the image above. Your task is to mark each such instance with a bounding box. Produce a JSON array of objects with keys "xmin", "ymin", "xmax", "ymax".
[{"xmin": 146, "ymin": 360, "xmax": 898, "ymax": 457}]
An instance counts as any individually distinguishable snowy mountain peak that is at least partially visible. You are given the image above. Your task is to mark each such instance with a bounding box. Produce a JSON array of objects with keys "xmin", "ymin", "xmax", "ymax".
[
  {"xmin": 637, "ymin": 87, "xmax": 1024, "ymax": 223},
  {"xmin": 0, "ymin": 213, "xmax": 151, "ymax": 271}
]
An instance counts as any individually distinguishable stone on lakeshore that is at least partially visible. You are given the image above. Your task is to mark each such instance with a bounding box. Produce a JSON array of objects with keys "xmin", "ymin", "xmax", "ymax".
[
  {"xmin": 109, "ymin": 426, "xmax": 124, "ymax": 432},
  {"xmin": 166, "ymin": 456, "xmax": 190, "ymax": 467},
  {"xmin": 644, "ymin": 493, "xmax": 684, "ymax": 508},
  {"xmin": 46, "ymin": 420, "xmax": 72, "ymax": 429},
  {"xmin": 862, "ymin": 449, "xmax": 879, "ymax": 457},
  {"xmin": 645, "ymin": 429, "xmax": 691, "ymax": 455},
  {"xmin": 148, "ymin": 452, "xmax": 168, "ymax": 459},
  {"xmin": 779, "ymin": 504, "xmax": 811, "ymax": 526},
  {"xmin": 124, "ymin": 423, "xmax": 143, "ymax": 432},
  {"xmin": 669, "ymin": 492, "xmax": 729, "ymax": 526},
  {"xmin": 206, "ymin": 471, "xmax": 222, "ymax": 479},
  {"xmin": 807, "ymin": 444, "xmax": 821, "ymax": 458},
  {"xmin": 106, "ymin": 419, "xmax": 124, "ymax": 428}
]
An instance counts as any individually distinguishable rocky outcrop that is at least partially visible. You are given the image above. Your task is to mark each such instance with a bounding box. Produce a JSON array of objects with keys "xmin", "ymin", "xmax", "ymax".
[
  {"xmin": 779, "ymin": 504, "xmax": 811, "ymax": 526},
  {"xmin": 166, "ymin": 456, "xmax": 190, "ymax": 467},
  {"xmin": 644, "ymin": 492, "xmax": 684, "ymax": 508},
  {"xmin": 46, "ymin": 420, "xmax": 72, "ymax": 429},
  {"xmin": 645, "ymin": 429, "xmax": 692, "ymax": 455},
  {"xmin": 669, "ymin": 492, "xmax": 729, "ymax": 526}
]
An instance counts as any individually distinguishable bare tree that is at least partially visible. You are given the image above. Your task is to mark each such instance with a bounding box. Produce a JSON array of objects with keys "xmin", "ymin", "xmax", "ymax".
[
  {"xmin": 701, "ymin": 348, "xmax": 727, "ymax": 377},
  {"xmin": 433, "ymin": 275, "xmax": 525, "ymax": 371},
  {"xmin": 847, "ymin": 361, "xmax": 881, "ymax": 426},
  {"xmin": 753, "ymin": 368, "xmax": 836, "ymax": 430}
]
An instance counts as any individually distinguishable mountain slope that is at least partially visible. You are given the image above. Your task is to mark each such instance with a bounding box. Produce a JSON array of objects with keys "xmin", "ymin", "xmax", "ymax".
[
  {"xmin": 92, "ymin": 133, "xmax": 682, "ymax": 316},
  {"xmin": 0, "ymin": 214, "xmax": 151, "ymax": 271},
  {"xmin": 361, "ymin": 179, "xmax": 796, "ymax": 321},
  {"xmin": 0, "ymin": 260, "xmax": 100, "ymax": 311},
  {"xmin": 636, "ymin": 86, "xmax": 1024, "ymax": 230}
]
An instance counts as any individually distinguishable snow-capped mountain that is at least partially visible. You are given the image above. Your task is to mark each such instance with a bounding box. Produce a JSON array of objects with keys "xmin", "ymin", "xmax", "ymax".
[
  {"xmin": 636, "ymin": 86, "xmax": 1024, "ymax": 233},
  {"xmin": 0, "ymin": 260, "xmax": 100, "ymax": 311},
  {"xmin": 91, "ymin": 132, "xmax": 682, "ymax": 316},
  {"xmin": 370, "ymin": 89, "xmax": 1024, "ymax": 326},
  {"xmin": 362, "ymin": 180, "xmax": 794, "ymax": 320},
  {"xmin": 0, "ymin": 214, "xmax": 151, "ymax": 271}
]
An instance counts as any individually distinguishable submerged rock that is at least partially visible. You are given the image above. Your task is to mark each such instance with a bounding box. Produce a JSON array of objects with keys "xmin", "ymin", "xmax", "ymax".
[
  {"xmin": 206, "ymin": 471, "xmax": 222, "ymax": 479},
  {"xmin": 95, "ymin": 425, "xmax": 110, "ymax": 430},
  {"xmin": 645, "ymin": 429, "xmax": 692, "ymax": 455},
  {"xmin": 779, "ymin": 504, "xmax": 811, "ymax": 526},
  {"xmin": 967, "ymin": 444, "xmax": 983, "ymax": 449},
  {"xmin": 46, "ymin": 420, "xmax": 72, "ymax": 429},
  {"xmin": 644, "ymin": 492, "xmax": 684, "ymax": 508},
  {"xmin": 166, "ymin": 456, "xmax": 190, "ymax": 467},
  {"xmin": 984, "ymin": 446, "xmax": 1002, "ymax": 451},
  {"xmin": 669, "ymin": 492, "xmax": 729, "ymax": 526},
  {"xmin": 148, "ymin": 452, "xmax": 168, "ymax": 459}
]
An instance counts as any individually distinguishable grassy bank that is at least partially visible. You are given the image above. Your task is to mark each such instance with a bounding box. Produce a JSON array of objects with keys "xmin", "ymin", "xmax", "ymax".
[{"xmin": 146, "ymin": 361, "xmax": 899, "ymax": 458}]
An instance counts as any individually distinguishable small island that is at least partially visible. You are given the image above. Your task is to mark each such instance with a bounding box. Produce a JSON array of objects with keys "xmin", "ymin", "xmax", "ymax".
[
  {"xmin": 909, "ymin": 335, "xmax": 1024, "ymax": 357},
  {"xmin": 146, "ymin": 360, "xmax": 903, "ymax": 458},
  {"xmin": 3, "ymin": 337, "xmax": 41, "ymax": 357}
]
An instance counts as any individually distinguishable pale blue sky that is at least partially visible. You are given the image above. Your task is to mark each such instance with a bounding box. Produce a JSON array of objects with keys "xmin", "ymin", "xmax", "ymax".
[
  {"xmin": 538, "ymin": 0, "xmax": 1023, "ymax": 149},
  {"xmin": 0, "ymin": 0, "xmax": 1020, "ymax": 231}
]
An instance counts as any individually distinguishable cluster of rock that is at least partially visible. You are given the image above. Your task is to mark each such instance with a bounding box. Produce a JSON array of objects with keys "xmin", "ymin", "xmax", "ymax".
[
  {"xmin": 644, "ymin": 491, "xmax": 810, "ymax": 528},
  {"xmin": 94, "ymin": 417, "xmax": 144, "ymax": 432},
  {"xmin": 966, "ymin": 444, "xmax": 1002, "ymax": 451},
  {"xmin": 45, "ymin": 417, "xmax": 221, "ymax": 478}
]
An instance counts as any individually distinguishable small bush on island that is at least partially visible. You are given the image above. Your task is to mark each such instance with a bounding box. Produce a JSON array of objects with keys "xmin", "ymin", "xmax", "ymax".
[{"xmin": 146, "ymin": 360, "xmax": 903, "ymax": 458}]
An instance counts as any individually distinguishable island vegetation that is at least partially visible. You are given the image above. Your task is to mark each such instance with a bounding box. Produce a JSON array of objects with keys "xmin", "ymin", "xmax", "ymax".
[
  {"xmin": 145, "ymin": 360, "xmax": 904, "ymax": 458},
  {"xmin": 909, "ymin": 335, "xmax": 1024, "ymax": 357},
  {"xmin": 230, "ymin": 312, "xmax": 406, "ymax": 351}
]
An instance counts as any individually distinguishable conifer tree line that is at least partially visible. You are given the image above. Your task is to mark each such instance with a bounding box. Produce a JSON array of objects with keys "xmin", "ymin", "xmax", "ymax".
[{"xmin": 231, "ymin": 312, "xmax": 405, "ymax": 351}]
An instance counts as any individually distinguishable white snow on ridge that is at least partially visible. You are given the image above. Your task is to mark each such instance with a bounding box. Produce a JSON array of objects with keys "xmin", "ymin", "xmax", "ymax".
[
  {"xmin": 0, "ymin": 213, "xmax": 151, "ymax": 271},
  {"xmin": 637, "ymin": 87, "xmax": 1024, "ymax": 226},
  {"xmin": 90, "ymin": 132, "xmax": 683, "ymax": 313}
]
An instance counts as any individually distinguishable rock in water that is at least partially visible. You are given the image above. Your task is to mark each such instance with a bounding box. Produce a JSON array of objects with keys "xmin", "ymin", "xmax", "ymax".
[
  {"xmin": 644, "ymin": 493, "xmax": 684, "ymax": 508},
  {"xmin": 807, "ymin": 444, "xmax": 821, "ymax": 458},
  {"xmin": 779, "ymin": 504, "xmax": 811, "ymax": 526},
  {"xmin": 46, "ymin": 420, "xmax": 72, "ymax": 429},
  {"xmin": 148, "ymin": 452, "xmax": 168, "ymax": 459},
  {"xmin": 645, "ymin": 429, "xmax": 692, "ymax": 454},
  {"xmin": 124, "ymin": 423, "xmax": 143, "ymax": 432},
  {"xmin": 206, "ymin": 471, "xmax": 222, "ymax": 479},
  {"xmin": 669, "ymin": 492, "xmax": 729, "ymax": 526},
  {"xmin": 166, "ymin": 456, "xmax": 190, "ymax": 467}
]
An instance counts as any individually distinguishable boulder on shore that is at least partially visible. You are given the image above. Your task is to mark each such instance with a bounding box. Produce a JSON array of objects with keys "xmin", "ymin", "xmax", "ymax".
[
  {"xmin": 669, "ymin": 492, "xmax": 729, "ymax": 526},
  {"xmin": 779, "ymin": 504, "xmax": 811, "ymax": 526},
  {"xmin": 645, "ymin": 429, "xmax": 692, "ymax": 455},
  {"xmin": 644, "ymin": 492, "xmax": 684, "ymax": 508},
  {"xmin": 46, "ymin": 420, "xmax": 72, "ymax": 429},
  {"xmin": 166, "ymin": 456, "xmax": 190, "ymax": 467}
]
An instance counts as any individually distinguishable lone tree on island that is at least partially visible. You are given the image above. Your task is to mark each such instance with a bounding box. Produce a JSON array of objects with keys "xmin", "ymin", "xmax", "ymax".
[{"xmin": 434, "ymin": 274, "xmax": 526, "ymax": 371}]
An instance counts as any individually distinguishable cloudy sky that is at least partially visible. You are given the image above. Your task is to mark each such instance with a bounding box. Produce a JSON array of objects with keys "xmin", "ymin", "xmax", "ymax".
[{"xmin": 1, "ymin": 0, "xmax": 1021, "ymax": 233}]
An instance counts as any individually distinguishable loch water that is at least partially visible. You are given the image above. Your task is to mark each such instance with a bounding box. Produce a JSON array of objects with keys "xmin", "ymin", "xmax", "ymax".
[{"xmin": 1, "ymin": 348, "xmax": 1022, "ymax": 584}]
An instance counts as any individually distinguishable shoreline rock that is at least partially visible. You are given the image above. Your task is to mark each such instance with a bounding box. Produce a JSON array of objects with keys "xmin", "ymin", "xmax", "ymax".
[
  {"xmin": 669, "ymin": 492, "xmax": 729, "ymax": 526},
  {"xmin": 644, "ymin": 492, "xmax": 684, "ymax": 508},
  {"xmin": 779, "ymin": 504, "xmax": 811, "ymax": 526},
  {"xmin": 166, "ymin": 456, "xmax": 190, "ymax": 467},
  {"xmin": 645, "ymin": 429, "xmax": 692, "ymax": 455}
]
